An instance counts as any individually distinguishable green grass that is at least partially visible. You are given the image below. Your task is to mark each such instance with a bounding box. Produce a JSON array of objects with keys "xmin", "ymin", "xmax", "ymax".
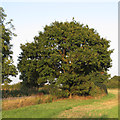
[
  {"xmin": 82, "ymin": 105, "xmax": 118, "ymax": 118},
  {"xmin": 2, "ymin": 93, "xmax": 116, "ymax": 118}
]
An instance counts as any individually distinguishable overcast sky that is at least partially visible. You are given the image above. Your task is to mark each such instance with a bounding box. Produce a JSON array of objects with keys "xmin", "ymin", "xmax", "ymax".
[{"xmin": 1, "ymin": 0, "xmax": 118, "ymax": 84}]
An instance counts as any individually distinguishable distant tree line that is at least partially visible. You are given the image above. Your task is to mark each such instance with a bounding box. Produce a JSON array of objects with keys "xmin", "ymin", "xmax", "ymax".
[{"xmin": 104, "ymin": 75, "xmax": 120, "ymax": 88}]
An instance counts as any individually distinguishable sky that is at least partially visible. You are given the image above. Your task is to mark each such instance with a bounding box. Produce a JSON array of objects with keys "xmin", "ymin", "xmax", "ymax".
[{"xmin": 1, "ymin": 0, "xmax": 118, "ymax": 84}]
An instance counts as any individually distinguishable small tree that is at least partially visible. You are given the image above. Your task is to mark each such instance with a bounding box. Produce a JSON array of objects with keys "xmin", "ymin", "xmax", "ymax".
[
  {"xmin": 18, "ymin": 42, "xmax": 40, "ymax": 88},
  {"xmin": 0, "ymin": 7, "xmax": 18, "ymax": 83},
  {"xmin": 18, "ymin": 19, "xmax": 113, "ymax": 95}
]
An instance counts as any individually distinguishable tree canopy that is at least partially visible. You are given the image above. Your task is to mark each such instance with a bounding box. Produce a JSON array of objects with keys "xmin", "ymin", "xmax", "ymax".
[
  {"xmin": 18, "ymin": 19, "xmax": 113, "ymax": 96},
  {"xmin": 0, "ymin": 7, "xmax": 18, "ymax": 83}
]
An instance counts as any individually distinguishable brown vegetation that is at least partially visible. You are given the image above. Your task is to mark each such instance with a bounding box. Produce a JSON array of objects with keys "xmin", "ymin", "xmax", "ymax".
[{"xmin": 2, "ymin": 94, "xmax": 57, "ymax": 110}]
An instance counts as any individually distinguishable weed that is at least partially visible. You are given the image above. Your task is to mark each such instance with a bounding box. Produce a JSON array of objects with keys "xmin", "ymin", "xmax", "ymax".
[{"xmin": 66, "ymin": 106, "xmax": 72, "ymax": 110}]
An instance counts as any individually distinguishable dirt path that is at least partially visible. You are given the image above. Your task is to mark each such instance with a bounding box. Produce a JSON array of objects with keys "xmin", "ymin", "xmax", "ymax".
[{"xmin": 58, "ymin": 89, "xmax": 118, "ymax": 118}]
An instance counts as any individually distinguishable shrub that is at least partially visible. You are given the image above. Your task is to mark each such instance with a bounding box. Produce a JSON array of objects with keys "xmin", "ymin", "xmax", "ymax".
[
  {"xmin": 56, "ymin": 90, "xmax": 70, "ymax": 98},
  {"xmin": 89, "ymin": 82, "xmax": 107, "ymax": 97},
  {"xmin": 39, "ymin": 87, "xmax": 50, "ymax": 95},
  {"xmin": 2, "ymin": 88, "xmax": 40, "ymax": 98},
  {"xmin": 66, "ymin": 106, "xmax": 72, "ymax": 110},
  {"xmin": 42, "ymin": 85, "xmax": 70, "ymax": 98},
  {"xmin": 104, "ymin": 76, "xmax": 119, "ymax": 88},
  {"xmin": 89, "ymin": 86, "xmax": 103, "ymax": 97},
  {"xmin": 2, "ymin": 82, "xmax": 22, "ymax": 90},
  {"xmin": 94, "ymin": 82, "xmax": 108, "ymax": 94}
]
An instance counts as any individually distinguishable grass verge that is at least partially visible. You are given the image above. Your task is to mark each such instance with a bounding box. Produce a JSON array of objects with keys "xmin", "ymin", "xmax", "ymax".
[{"xmin": 2, "ymin": 91, "xmax": 117, "ymax": 118}]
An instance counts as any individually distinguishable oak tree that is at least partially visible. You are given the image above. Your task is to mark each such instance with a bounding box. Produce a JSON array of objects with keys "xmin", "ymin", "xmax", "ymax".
[{"xmin": 18, "ymin": 19, "xmax": 113, "ymax": 96}]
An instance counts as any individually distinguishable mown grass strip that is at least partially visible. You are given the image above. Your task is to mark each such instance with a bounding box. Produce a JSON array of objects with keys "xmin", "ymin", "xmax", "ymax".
[{"xmin": 82, "ymin": 105, "xmax": 118, "ymax": 118}]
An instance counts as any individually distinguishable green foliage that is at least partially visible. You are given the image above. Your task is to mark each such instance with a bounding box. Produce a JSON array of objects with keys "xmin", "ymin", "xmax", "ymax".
[
  {"xmin": 2, "ymin": 82, "xmax": 44, "ymax": 98},
  {"xmin": 66, "ymin": 106, "xmax": 72, "ymax": 110},
  {"xmin": 0, "ymin": 7, "xmax": 18, "ymax": 83},
  {"xmin": 43, "ymin": 85, "xmax": 69, "ymax": 98},
  {"xmin": 18, "ymin": 19, "xmax": 113, "ymax": 96},
  {"xmin": 104, "ymin": 75, "xmax": 120, "ymax": 88},
  {"xmin": 94, "ymin": 82, "xmax": 108, "ymax": 94},
  {"xmin": 2, "ymin": 82, "xmax": 21, "ymax": 90},
  {"xmin": 2, "ymin": 88, "xmax": 40, "ymax": 98},
  {"xmin": 52, "ymin": 89, "xmax": 69, "ymax": 98},
  {"xmin": 89, "ymin": 83, "xmax": 104, "ymax": 97},
  {"xmin": 39, "ymin": 88, "xmax": 49, "ymax": 94}
]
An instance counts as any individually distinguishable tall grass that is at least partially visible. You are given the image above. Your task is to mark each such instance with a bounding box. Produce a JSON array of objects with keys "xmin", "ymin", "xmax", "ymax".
[{"xmin": 3, "ymin": 94, "xmax": 57, "ymax": 110}]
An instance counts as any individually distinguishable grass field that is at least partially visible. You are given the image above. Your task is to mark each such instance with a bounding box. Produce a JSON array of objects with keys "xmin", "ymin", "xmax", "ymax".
[{"xmin": 2, "ymin": 89, "xmax": 118, "ymax": 119}]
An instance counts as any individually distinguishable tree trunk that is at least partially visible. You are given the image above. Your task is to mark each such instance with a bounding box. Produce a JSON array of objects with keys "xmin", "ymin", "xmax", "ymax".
[{"xmin": 69, "ymin": 93, "xmax": 72, "ymax": 99}]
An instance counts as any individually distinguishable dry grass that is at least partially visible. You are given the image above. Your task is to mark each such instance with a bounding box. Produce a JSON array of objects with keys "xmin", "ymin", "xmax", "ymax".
[
  {"xmin": 2, "ymin": 94, "xmax": 56, "ymax": 110},
  {"xmin": 2, "ymin": 94, "xmax": 96, "ymax": 111}
]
